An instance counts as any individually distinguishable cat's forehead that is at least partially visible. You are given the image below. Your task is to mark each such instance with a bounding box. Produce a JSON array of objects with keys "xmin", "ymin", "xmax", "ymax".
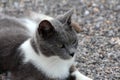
[
  {"xmin": 49, "ymin": 19, "xmax": 77, "ymax": 43},
  {"xmin": 50, "ymin": 19, "xmax": 64, "ymax": 30}
]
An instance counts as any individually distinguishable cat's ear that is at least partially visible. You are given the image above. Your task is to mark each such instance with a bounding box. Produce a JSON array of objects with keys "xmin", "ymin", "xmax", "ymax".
[
  {"xmin": 56, "ymin": 9, "xmax": 74, "ymax": 25},
  {"xmin": 38, "ymin": 20, "xmax": 55, "ymax": 39}
]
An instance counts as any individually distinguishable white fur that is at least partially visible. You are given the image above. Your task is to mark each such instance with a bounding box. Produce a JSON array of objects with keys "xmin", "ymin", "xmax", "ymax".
[
  {"xmin": 28, "ymin": 11, "xmax": 54, "ymax": 22},
  {"xmin": 31, "ymin": 13, "xmax": 54, "ymax": 21},
  {"xmin": 71, "ymin": 70, "xmax": 93, "ymax": 80},
  {"xmin": 20, "ymin": 18, "xmax": 37, "ymax": 36},
  {"xmin": 20, "ymin": 39, "xmax": 75, "ymax": 79}
]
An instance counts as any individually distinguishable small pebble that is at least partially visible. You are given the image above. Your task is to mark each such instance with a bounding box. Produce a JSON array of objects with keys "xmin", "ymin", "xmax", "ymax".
[{"xmin": 84, "ymin": 10, "xmax": 90, "ymax": 16}]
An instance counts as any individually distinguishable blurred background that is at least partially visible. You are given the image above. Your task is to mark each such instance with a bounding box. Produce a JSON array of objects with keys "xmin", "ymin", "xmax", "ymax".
[{"xmin": 0, "ymin": 0, "xmax": 120, "ymax": 80}]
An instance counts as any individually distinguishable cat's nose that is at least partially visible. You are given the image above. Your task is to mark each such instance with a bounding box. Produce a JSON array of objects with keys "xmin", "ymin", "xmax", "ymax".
[
  {"xmin": 69, "ymin": 48, "xmax": 76, "ymax": 57},
  {"xmin": 70, "ymin": 52, "xmax": 75, "ymax": 57}
]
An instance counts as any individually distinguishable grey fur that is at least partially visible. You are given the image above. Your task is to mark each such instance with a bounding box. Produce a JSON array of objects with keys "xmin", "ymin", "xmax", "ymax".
[{"xmin": 0, "ymin": 16, "xmax": 29, "ymax": 73}]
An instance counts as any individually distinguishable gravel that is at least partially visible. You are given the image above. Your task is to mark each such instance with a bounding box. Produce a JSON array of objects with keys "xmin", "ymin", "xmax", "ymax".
[{"xmin": 0, "ymin": 0, "xmax": 120, "ymax": 80}]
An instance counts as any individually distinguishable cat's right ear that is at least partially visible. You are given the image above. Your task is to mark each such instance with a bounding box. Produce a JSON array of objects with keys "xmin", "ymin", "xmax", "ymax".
[
  {"xmin": 38, "ymin": 20, "xmax": 55, "ymax": 39},
  {"xmin": 56, "ymin": 9, "xmax": 74, "ymax": 25}
]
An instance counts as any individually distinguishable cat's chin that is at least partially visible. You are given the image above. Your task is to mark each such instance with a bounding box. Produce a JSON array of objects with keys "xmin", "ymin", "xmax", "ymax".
[{"xmin": 57, "ymin": 55, "xmax": 75, "ymax": 60}]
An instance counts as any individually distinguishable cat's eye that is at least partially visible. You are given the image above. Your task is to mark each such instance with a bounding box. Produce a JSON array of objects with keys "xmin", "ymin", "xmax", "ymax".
[
  {"xmin": 72, "ymin": 40, "xmax": 78, "ymax": 48},
  {"xmin": 72, "ymin": 40, "xmax": 77, "ymax": 44},
  {"xmin": 57, "ymin": 44, "xmax": 65, "ymax": 48}
]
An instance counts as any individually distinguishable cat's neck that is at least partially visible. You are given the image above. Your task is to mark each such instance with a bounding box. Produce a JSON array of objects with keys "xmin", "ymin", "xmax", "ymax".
[{"xmin": 19, "ymin": 39, "xmax": 75, "ymax": 79}]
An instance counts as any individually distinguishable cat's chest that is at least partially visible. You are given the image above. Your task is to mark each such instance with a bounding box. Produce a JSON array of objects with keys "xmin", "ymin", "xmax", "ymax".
[{"xmin": 20, "ymin": 39, "xmax": 74, "ymax": 79}]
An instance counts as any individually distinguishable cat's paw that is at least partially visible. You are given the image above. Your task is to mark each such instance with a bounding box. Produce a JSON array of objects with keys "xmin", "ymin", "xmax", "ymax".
[{"xmin": 71, "ymin": 70, "xmax": 93, "ymax": 80}]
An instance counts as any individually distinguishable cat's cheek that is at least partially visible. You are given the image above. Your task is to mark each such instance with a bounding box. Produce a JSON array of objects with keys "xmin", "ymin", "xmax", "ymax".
[{"xmin": 71, "ymin": 70, "xmax": 93, "ymax": 80}]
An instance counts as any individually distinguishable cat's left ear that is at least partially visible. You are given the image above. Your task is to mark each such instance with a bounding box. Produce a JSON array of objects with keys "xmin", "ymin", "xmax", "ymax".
[
  {"xmin": 38, "ymin": 20, "xmax": 55, "ymax": 39},
  {"xmin": 56, "ymin": 9, "xmax": 74, "ymax": 25}
]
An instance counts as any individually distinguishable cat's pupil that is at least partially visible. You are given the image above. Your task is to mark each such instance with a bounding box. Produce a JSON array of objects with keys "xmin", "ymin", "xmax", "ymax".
[
  {"xmin": 72, "ymin": 40, "xmax": 76, "ymax": 44},
  {"xmin": 71, "ymin": 39, "xmax": 77, "ymax": 46},
  {"xmin": 72, "ymin": 40, "xmax": 78, "ymax": 48}
]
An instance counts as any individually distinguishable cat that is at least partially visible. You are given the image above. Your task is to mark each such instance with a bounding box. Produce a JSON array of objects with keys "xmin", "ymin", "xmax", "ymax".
[{"xmin": 0, "ymin": 9, "xmax": 92, "ymax": 80}]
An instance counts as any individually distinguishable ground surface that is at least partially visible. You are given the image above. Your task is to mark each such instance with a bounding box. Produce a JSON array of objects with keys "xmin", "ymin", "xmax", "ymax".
[{"xmin": 0, "ymin": 0, "xmax": 120, "ymax": 80}]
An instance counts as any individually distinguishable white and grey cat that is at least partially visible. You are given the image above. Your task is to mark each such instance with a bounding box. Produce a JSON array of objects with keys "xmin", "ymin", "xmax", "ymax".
[{"xmin": 0, "ymin": 9, "xmax": 92, "ymax": 80}]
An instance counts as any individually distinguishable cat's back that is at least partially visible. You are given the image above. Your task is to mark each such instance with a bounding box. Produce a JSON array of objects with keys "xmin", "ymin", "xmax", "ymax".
[
  {"xmin": 0, "ymin": 15, "xmax": 31, "ymax": 72},
  {"xmin": 0, "ymin": 16, "xmax": 31, "ymax": 56}
]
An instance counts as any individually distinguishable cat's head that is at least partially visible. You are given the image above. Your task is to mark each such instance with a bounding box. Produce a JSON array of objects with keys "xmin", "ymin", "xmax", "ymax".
[{"xmin": 34, "ymin": 9, "xmax": 78, "ymax": 59}]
